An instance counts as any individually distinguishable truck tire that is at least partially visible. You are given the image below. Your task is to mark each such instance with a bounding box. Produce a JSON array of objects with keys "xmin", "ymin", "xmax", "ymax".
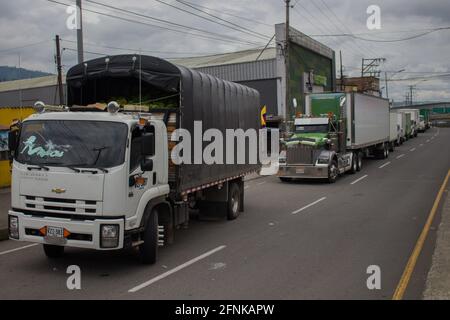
[
  {"xmin": 227, "ymin": 183, "xmax": 241, "ymax": 220},
  {"xmin": 349, "ymin": 153, "xmax": 358, "ymax": 174},
  {"xmin": 356, "ymin": 152, "xmax": 363, "ymax": 172},
  {"xmin": 328, "ymin": 160, "xmax": 338, "ymax": 183},
  {"xmin": 139, "ymin": 208, "xmax": 158, "ymax": 265},
  {"xmin": 389, "ymin": 142, "xmax": 394, "ymax": 152},
  {"xmin": 43, "ymin": 244, "xmax": 64, "ymax": 258}
]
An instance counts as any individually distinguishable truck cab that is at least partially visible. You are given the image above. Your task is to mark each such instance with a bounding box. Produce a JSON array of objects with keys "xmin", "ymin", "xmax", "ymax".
[{"xmin": 8, "ymin": 105, "xmax": 170, "ymax": 263}]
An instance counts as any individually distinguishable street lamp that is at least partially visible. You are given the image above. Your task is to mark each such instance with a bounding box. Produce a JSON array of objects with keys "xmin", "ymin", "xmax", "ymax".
[{"xmin": 385, "ymin": 69, "xmax": 405, "ymax": 100}]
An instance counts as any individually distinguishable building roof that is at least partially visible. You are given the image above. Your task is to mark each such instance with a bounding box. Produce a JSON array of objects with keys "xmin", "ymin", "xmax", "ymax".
[
  {"xmin": 170, "ymin": 48, "xmax": 276, "ymax": 69},
  {"xmin": 0, "ymin": 75, "xmax": 65, "ymax": 93}
]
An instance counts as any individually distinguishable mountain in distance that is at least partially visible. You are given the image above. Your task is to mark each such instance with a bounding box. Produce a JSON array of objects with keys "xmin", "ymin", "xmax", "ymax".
[{"xmin": 0, "ymin": 66, "xmax": 53, "ymax": 82}]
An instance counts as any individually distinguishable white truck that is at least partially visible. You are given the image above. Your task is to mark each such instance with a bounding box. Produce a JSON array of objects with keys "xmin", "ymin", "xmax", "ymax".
[
  {"xmin": 7, "ymin": 55, "xmax": 261, "ymax": 264},
  {"xmin": 389, "ymin": 111, "xmax": 401, "ymax": 151},
  {"xmin": 400, "ymin": 109, "xmax": 420, "ymax": 138},
  {"xmin": 396, "ymin": 111, "xmax": 407, "ymax": 144}
]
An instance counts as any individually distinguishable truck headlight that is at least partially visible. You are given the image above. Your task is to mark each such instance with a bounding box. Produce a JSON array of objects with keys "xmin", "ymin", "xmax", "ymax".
[
  {"xmin": 9, "ymin": 216, "xmax": 19, "ymax": 239},
  {"xmin": 100, "ymin": 224, "xmax": 119, "ymax": 248}
]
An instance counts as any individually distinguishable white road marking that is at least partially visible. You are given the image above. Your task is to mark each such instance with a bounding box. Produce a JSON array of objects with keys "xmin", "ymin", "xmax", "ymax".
[
  {"xmin": 426, "ymin": 140, "xmax": 430, "ymax": 143},
  {"xmin": 257, "ymin": 181, "xmax": 266, "ymax": 186},
  {"xmin": 292, "ymin": 197, "xmax": 327, "ymax": 215},
  {"xmin": 410, "ymin": 148, "xmax": 416, "ymax": 152},
  {"xmin": 244, "ymin": 186, "xmax": 250, "ymax": 190},
  {"xmin": 396, "ymin": 154, "xmax": 405, "ymax": 159},
  {"xmin": 0, "ymin": 243, "xmax": 39, "ymax": 256},
  {"xmin": 350, "ymin": 175, "xmax": 369, "ymax": 185},
  {"xmin": 128, "ymin": 245, "xmax": 226, "ymax": 293},
  {"xmin": 379, "ymin": 162, "xmax": 391, "ymax": 169},
  {"xmin": 419, "ymin": 144, "xmax": 424, "ymax": 147}
]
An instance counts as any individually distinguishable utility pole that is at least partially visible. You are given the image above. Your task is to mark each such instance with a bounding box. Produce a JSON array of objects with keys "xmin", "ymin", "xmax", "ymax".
[
  {"xmin": 284, "ymin": 0, "xmax": 291, "ymax": 132},
  {"xmin": 340, "ymin": 51, "xmax": 344, "ymax": 92},
  {"xmin": 384, "ymin": 72, "xmax": 389, "ymax": 99},
  {"xmin": 76, "ymin": 0, "xmax": 84, "ymax": 63},
  {"xmin": 55, "ymin": 35, "xmax": 64, "ymax": 105},
  {"xmin": 408, "ymin": 85, "xmax": 416, "ymax": 105}
]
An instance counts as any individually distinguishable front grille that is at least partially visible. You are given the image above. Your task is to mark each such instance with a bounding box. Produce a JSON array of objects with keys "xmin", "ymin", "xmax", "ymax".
[
  {"xmin": 286, "ymin": 144, "xmax": 315, "ymax": 165},
  {"xmin": 23, "ymin": 196, "xmax": 99, "ymax": 215}
]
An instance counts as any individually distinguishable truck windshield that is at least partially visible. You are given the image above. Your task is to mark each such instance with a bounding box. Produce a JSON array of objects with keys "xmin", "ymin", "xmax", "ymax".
[
  {"xmin": 295, "ymin": 125, "xmax": 329, "ymax": 133},
  {"xmin": 16, "ymin": 120, "xmax": 128, "ymax": 169}
]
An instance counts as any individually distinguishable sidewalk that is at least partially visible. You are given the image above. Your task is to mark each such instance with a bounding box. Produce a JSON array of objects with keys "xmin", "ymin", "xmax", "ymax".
[
  {"xmin": 423, "ymin": 188, "xmax": 450, "ymax": 299},
  {"xmin": 0, "ymin": 188, "xmax": 10, "ymax": 240}
]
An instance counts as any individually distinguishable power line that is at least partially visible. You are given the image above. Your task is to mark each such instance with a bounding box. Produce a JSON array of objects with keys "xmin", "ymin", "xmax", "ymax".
[
  {"xmin": 60, "ymin": 39, "xmax": 225, "ymax": 56},
  {"xmin": 316, "ymin": 0, "xmax": 382, "ymax": 58},
  {"xmin": 83, "ymin": 0, "xmax": 266, "ymax": 45},
  {"xmin": 0, "ymin": 39, "xmax": 52, "ymax": 53},
  {"xmin": 155, "ymin": 0, "xmax": 271, "ymax": 41},
  {"xmin": 308, "ymin": 0, "xmax": 380, "ymax": 59},
  {"xmin": 48, "ymin": 0, "xmax": 264, "ymax": 47},
  {"xmin": 176, "ymin": 0, "xmax": 273, "ymax": 27}
]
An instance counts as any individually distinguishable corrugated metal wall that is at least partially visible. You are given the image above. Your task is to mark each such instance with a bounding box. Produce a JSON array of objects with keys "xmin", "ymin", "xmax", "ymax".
[
  {"xmin": 0, "ymin": 85, "xmax": 66, "ymax": 107},
  {"xmin": 194, "ymin": 59, "xmax": 277, "ymax": 82}
]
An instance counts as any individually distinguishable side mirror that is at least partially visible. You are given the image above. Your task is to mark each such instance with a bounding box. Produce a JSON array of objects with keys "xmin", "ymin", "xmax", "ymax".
[
  {"xmin": 141, "ymin": 133, "xmax": 155, "ymax": 157},
  {"xmin": 8, "ymin": 131, "xmax": 18, "ymax": 153},
  {"xmin": 141, "ymin": 159, "xmax": 154, "ymax": 172}
]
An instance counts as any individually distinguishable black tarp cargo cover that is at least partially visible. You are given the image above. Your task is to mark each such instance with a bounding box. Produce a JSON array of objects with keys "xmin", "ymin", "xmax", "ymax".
[{"xmin": 66, "ymin": 55, "xmax": 262, "ymax": 194}]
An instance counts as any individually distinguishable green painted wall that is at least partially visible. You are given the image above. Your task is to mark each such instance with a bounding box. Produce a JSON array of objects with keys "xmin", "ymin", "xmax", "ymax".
[{"xmin": 288, "ymin": 42, "xmax": 334, "ymax": 119}]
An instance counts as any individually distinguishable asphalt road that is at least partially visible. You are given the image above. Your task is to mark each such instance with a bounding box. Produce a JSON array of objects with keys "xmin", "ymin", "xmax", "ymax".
[{"xmin": 0, "ymin": 127, "xmax": 448, "ymax": 300}]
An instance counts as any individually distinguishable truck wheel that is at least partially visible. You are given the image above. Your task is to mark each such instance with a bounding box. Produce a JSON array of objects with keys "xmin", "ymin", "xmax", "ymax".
[
  {"xmin": 139, "ymin": 209, "xmax": 158, "ymax": 265},
  {"xmin": 328, "ymin": 160, "xmax": 338, "ymax": 183},
  {"xmin": 43, "ymin": 244, "xmax": 64, "ymax": 258},
  {"xmin": 227, "ymin": 183, "xmax": 241, "ymax": 220},
  {"xmin": 349, "ymin": 153, "xmax": 358, "ymax": 174},
  {"xmin": 356, "ymin": 152, "xmax": 363, "ymax": 172},
  {"xmin": 389, "ymin": 142, "xmax": 394, "ymax": 152}
]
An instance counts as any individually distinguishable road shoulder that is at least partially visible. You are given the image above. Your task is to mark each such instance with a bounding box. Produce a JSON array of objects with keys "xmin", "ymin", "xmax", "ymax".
[{"xmin": 423, "ymin": 187, "xmax": 450, "ymax": 299}]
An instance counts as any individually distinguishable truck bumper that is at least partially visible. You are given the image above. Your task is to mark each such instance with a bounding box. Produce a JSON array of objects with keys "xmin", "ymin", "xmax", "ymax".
[
  {"xmin": 277, "ymin": 165, "xmax": 328, "ymax": 179},
  {"xmin": 8, "ymin": 210, "xmax": 125, "ymax": 251}
]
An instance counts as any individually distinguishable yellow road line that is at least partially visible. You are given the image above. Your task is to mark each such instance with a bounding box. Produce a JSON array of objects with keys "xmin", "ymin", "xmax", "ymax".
[{"xmin": 392, "ymin": 169, "xmax": 450, "ymax": 300}]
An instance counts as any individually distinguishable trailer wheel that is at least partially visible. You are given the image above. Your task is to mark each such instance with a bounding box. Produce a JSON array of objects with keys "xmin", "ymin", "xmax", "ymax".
[
  {"xmin": 356, "ymin": 152, "xmax": 363, "ymax": 172},
  {"xmin": 328, "ymin": 160, "xmax": 338, "ymax": 183},
  {"xmin": 227, "ymin": 183, "xmax": 241, "ymax": 220},
  {"xmin": 139, "ymin": 208, "xmax": 158, "ymax": 265},
  {"xmin": 349, "ymin": 153, "xmax": 358, "ymax": 174},
  {"xmin": 43, "ymin": 244, "xmax": 64, "ymax": 258}
]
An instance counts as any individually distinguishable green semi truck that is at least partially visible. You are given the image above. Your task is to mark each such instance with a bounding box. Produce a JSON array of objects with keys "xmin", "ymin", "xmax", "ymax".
[{"xmin": 278, "ymin": 92, "xmax": 390, "ymax": 183}]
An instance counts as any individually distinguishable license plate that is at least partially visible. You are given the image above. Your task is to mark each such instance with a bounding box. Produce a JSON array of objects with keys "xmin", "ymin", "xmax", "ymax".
[
  {"xmin": 296, "ymin": 168, "xmax": 305, "ymax": 174},
  {"xmin": 47, "ymin": 226, "xmax": 64, "ymax": 238}
]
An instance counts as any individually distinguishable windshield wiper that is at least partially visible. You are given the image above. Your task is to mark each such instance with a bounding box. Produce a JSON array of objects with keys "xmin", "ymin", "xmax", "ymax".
[{"xmin": 27, "ymin": 165, "xmax": 50, "ymax": 171}]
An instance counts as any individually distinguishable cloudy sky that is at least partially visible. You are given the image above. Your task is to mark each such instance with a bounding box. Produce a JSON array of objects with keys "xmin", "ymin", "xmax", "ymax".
[{"xmin": 0, "ymin": 0, "xmax": 449, "ymax": 103}]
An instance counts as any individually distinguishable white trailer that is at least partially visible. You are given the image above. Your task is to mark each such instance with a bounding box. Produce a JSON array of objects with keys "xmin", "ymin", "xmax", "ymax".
[
  {"xmin": 396, "ymin": 111, "xmax": 407, "ymax": 143},
  {"xmin": 400, "ymin": 109, "xmax": 420, "ymax": 138},
  {"xmin": 389, "ymin": 112, "xmax": 400, "ymax": 151}
]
